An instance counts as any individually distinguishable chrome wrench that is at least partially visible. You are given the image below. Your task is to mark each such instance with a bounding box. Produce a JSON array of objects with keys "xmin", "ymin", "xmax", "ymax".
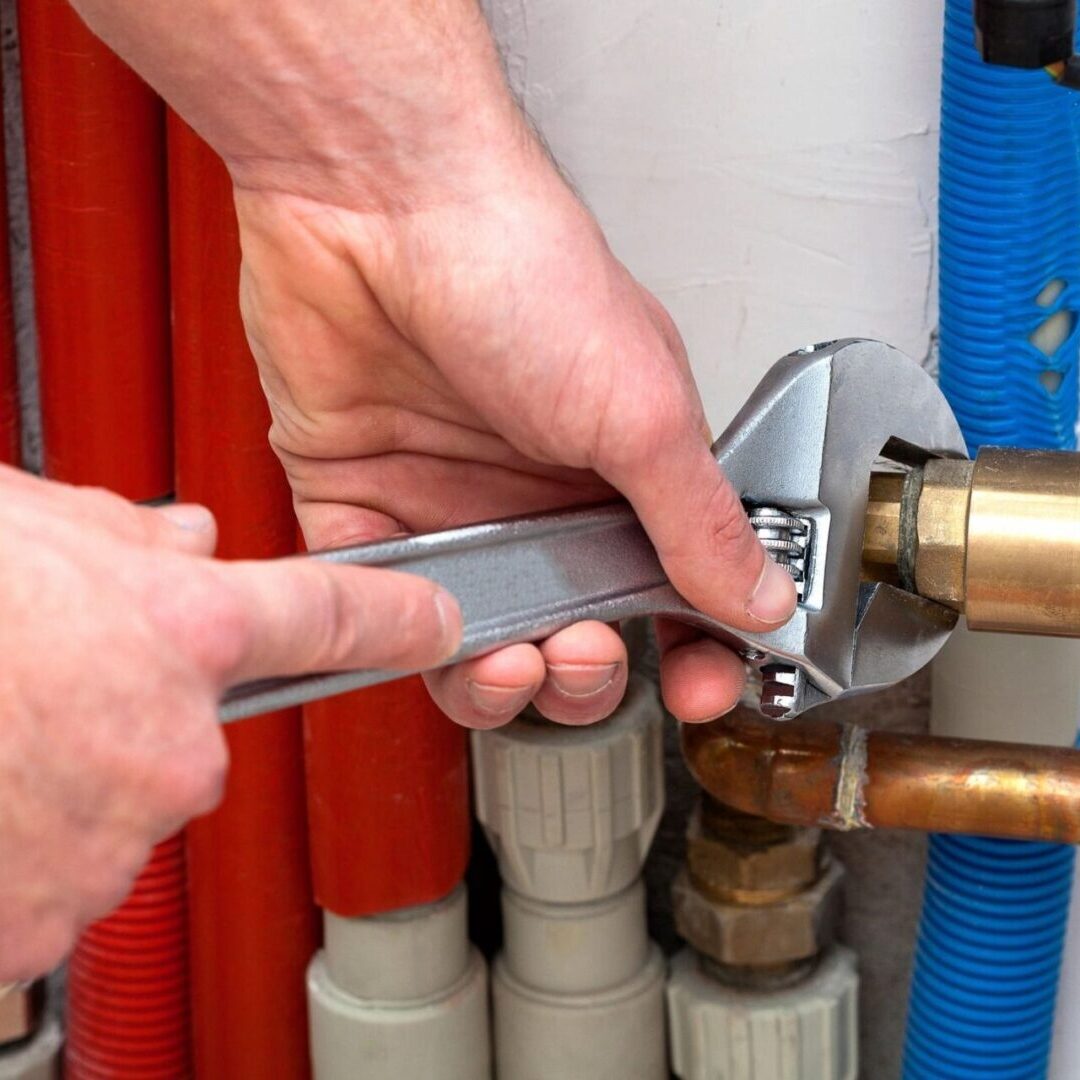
[{"xmin": 220, "ymin": 339, "xmax": 966, "ymax": 723}]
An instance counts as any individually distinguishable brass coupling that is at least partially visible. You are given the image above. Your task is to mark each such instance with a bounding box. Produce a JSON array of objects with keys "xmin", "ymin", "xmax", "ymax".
[
  {"xmin": 863, "ymin": 446, "xmax": 1080, "ymax": 636},
  {"xmin": 672, "ymin": 796, "xmax": 842, "ymax": 987}
]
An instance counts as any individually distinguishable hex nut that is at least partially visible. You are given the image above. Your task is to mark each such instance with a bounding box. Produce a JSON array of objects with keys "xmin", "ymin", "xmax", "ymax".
[
  {"xmin": 686, "ymin": 807, "xmax": 822, "ymax": 904},
  {"xmin": 673, "ymin": 859, "xmax": 844, "ymax": 969},
  {"xmin": 914, "ymin": 457, "xmax": 974, "ymax": 610}
]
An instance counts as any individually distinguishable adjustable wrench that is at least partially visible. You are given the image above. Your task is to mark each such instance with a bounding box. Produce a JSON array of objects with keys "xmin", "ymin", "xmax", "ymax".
[{"xmin": 221, "ymin": 339, "xmax": 966, "ymax": 724}]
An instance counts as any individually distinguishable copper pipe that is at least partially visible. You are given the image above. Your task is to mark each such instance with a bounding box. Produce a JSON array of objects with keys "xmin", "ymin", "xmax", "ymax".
[{"xmin": 682, "ymin": 708, "xmax": 1080, "ymax": 843}]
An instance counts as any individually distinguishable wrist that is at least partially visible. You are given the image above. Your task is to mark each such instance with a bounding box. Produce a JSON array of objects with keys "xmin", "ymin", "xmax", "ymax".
[{"xmin": 74, "ymin": 0, "xmax": 540, "ymax": 212}]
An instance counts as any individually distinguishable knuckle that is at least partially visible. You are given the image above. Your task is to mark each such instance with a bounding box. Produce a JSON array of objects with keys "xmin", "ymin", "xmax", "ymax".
[
  {"xmin": 76, "ymin": 486, "xmax": 139, "ymax": 531},
  {"xmin": 704, "ymin": 481, "xmax": 758, "ymax": 563},
  {"xmin": 304, "ymin": 567, "xmax": 364, "ymax": 670},
  {"xmin": 160, "ymin": 725, "xmax": 229, "ymax": 821},
  {"xmin": 179, "ymin": 575, "xmax": 253, "ymax": 679}
]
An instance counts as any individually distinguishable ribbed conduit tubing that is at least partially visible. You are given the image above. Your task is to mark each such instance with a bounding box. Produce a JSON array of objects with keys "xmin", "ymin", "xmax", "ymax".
[
  {"xmin": 934, "ymin": 2, "xmax": 1080, "ymax": 455},
  {"xmin": 902, "ymin": 2, "xmax": 1080, "ymax": 1077},
  {"xmin": 18, "ymin": 2, "xmax": 190, "ymax": 1075},
  {"xmin": 65, "ymin": 836, "xmax": 191, "ymax": 1079}
]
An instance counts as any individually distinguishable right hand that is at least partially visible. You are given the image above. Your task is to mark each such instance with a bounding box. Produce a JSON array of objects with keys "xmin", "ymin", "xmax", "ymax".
[{"xmin": 0, "ymin": 464, "xmax": 461, "ymax": 980}]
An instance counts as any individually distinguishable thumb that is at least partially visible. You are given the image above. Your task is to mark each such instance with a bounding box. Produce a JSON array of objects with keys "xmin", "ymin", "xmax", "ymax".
[{"xmin": 603, "ymin": 423, "xmax": 796, "ymax": 631}]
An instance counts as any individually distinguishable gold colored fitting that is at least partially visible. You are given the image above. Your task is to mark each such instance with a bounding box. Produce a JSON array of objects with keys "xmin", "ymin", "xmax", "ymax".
[
  {"xmin": 687, "ymin": 803, "xmax": 821, "ymax": 906},
  {"xmin": 914, "ymin": 458, "xmax": 973, "ymax": 610},
  {"xmin": 861, "ymin": 472, "xmax": 903, "ymax": 583},
  {"xmin": 964, "ymin": 448, "xmax": 1080, "ymax": 634},
  {"xmin": 861, "ymin": 446, "xmax": 1080, "ymax": 637}
]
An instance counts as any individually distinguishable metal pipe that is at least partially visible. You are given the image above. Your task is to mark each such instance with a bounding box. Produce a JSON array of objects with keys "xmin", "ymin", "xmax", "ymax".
[
  {"xmin": 862, "ymin": 445, "xmax": 1080, "ymax": 637},
  {"xmin": 682, "ymin": 707, "xmax": 1080, "ymax": 844}
]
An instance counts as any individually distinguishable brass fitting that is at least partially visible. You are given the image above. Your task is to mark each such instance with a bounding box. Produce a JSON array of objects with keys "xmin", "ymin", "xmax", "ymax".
[
  {"xmin": 673, "ymin": 797, "xmax": 842, "ymax": 981},
  {"xmin": 687, "ymin": 800, "xmax": 822, "ymax": 906},
  {"xmin": 862, "ymin": 446, "xmax": 1080, "ymax": 636}
]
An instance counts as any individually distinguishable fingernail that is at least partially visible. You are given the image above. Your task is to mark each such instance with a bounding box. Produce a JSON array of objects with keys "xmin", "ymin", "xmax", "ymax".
[
  {"xmin": 685, "ymin": 700, "xmax": 740, "ymax": 724},
  {"xmin": 746, "ymin": 559, "xmax": 797, "ymax": 625},
  {"xmin": 159, "ymin": 503, "xmax": 215, "ymax": 533},
  {"xmin": 547, "ymin": 662, "xmax": 620, "ymax": 699},
  {"xmin": 466, "ymin": 681, "xmax": 534, "ymax": 717},
  {"xmin": 433, "ymin": 589, "xmax": 463, "ymax": 659}
]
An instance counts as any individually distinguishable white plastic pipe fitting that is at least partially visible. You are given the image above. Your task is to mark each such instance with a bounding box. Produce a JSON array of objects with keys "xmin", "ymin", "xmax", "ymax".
[
  {"xmin": 307, "ymin": 885, "xmax": 491, "ymax": 1080},
  {"xmin": 667, "ymin": 946, "xmax": 859, "ymax": 1080},
  {"xmin": 472, "ymin": 675, "xmax": 665, "ymax": 905},
  {"xmin": 473, "ymin": 675, "xmax": 667, "ymax": 1080}
]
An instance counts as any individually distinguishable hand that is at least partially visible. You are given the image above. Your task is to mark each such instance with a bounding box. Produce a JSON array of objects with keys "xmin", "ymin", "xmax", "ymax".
[
  {"xmin": 232, "ymin": 148, "xmax": 796, "ymax": 729},
  {"xmin": 0, "ymin": 465, "xmax": 461, "ymax": 979},
  {"xmin": 67, "ymin": 0, "xmax": 797, "ymax": 729}
]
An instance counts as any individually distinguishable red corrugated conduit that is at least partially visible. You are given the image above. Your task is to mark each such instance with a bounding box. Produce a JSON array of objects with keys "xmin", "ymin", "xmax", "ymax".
[
  {"xmin": 168, "ymin": 112, "xmax": 319, "ymax": 1079},
  {"xmin": 18, "ymin": 3, "xmax": 189, "ymax": 1076},
  {"xmin": 65, "ymin": 836, "xmax": 190, "ymax": 1079}
]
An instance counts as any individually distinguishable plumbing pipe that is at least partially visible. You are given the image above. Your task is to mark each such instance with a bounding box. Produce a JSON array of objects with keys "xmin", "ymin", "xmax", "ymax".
[
  {"xmin": 65, "ymin": 834, "xmax": 191, "ymax": 1079},
  {"xmin": 473, "ymin": 678, "xmax": 667, "ymax": 1080},
  {"xmin": 472, "ymin": 676, "xmax": 665, "ymax": 905},
  {"xmin": 862, "ymin": 448, "xmax": 1080, "ymax": 636},
  {"xmin": 493, "ymin": 884, "xmax": 666, "ymax": 1080},
  {"xmin": 304, "ymin": 678, "xmax": 469, "ymax": 916},
  {"xmin": 666, "ymin": 799, "xmax": 857, "ymax": 1080},
  {"xmin": 1050, "ymin": 863, "xmax": 1080, "ymax": 1077},
  {"xmin": 17, "ymin": 4, "xmax": 186, "ymax": 1076},
  {"xmin": 0, "ymin": 81, "xmax": 17, "ymax": 470},
  {"xmin": 307, "ymin": 886, "xmax": 490, "ymax": 1080},
  {"xmin": 681, "ymin": 708, "xmax": 1080, "ymax": 844},
  {"xmin": 902, "ymin": 2, "xmax": 1080, "ymax": 1074},
  {"xmin": 18, "ymin": 0, "xmax": 171, "ymax": 498},
  {"xmin": 667, "ymin": 947, "xmax": 858, "ymax": 1080},
  {"xmin": 167, "ymin": 113, "xmax": 318, "ymax": 1080}
]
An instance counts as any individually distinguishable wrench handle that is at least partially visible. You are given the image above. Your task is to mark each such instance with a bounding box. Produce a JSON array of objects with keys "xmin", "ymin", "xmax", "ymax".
[{"xmin": 219, "ymin": 501, "xmax": 690, "ymax": 722}]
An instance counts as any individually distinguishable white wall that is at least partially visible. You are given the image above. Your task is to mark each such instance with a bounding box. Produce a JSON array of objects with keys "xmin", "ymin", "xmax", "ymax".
[{"xmin": 484, "ymin": 0, "xmax": 944, "ymax": 430}]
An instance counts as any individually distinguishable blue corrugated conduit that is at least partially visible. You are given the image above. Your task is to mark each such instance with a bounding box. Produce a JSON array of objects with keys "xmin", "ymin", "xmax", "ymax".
[{"xmin": 902, "ymin": 2, "xmax": 1080, "ymax": 1077}]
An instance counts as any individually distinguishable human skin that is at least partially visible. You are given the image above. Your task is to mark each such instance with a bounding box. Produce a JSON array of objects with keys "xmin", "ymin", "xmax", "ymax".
[
  {"xmin": 0, "ymin": 469, "xmax": 462, "ymax": 978},
  {"xmin": 71, "ymin": 0, "xmax": 796, "ymax": 728},
  {"xmin": 0, "ymin": 0, "xmax": 796, "ymax": 980}
]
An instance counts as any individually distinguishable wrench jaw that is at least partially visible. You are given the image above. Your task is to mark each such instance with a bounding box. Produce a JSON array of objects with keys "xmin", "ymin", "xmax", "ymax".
[{"xmin": 712, "ymin": 339, "xmax": 968, "ymax": 719}]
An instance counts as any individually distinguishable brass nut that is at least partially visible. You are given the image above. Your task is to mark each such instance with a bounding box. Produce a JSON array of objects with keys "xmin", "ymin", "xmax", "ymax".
[
  {"xmin": 673, "ymin": 859, "xmax": 844, "ymax": 969},
  {"xmin": 862, "ymin": 471, "xmax": 904, "ymax": 579},
  {"xmin": 914, "ymin": 457, "xmax": 973, "ymax": 610},
  {"xmin": 686, "ymin": 807, "xmax": 821, "ymax": 905}
]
